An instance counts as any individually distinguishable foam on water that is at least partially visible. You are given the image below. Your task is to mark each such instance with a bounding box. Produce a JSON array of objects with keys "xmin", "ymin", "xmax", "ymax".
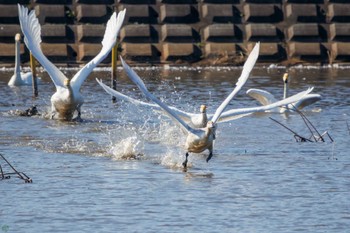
[{"xmin": 108, "ymin": 135, "xmax": 144, "ymax": 160}]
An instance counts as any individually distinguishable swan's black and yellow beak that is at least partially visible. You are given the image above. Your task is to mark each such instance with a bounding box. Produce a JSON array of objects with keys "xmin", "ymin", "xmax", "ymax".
[
  {"xmin": 200, "ymin": 104, "xmax": 207, "ymax": 113},
  {"xmin": 283, "ymin": 73, "xmax": 289, "ymax": 84},
  {"xmin": 64, "ymin": 78, "xmax": 71, "ymax": 87}
]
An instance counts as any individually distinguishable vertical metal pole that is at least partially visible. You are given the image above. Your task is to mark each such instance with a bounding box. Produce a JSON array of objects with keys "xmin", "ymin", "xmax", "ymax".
[
  {"xmin": 111, "ymin": 43, "xmax": 118, "ymax": 103},
  {"xmin": 30, "ymin": 52, "xmax": 38, "ymax": 97}
]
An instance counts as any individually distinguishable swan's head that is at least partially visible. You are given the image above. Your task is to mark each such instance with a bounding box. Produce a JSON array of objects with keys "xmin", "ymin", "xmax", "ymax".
[
  {"xmin": 200, "ymin": 104, "xmax": 207, "ymax": 113},
  {"xmin": 64, "ymin": 79, "xmax": 71, "ymax": 87},
  {"xmin": 206, "ymin": 121, "xmax": 216, "ymax": 129},
  {"xmin": 15, "ymin": 33, "xmax": 21, "ymax": 42},
  {"xmin": 283, "ymin": 73, "xmax": 289, "ymax": 84},
  {"xmin": 206, "ymin": 121, "xmax": 216, "ymax": 138}
]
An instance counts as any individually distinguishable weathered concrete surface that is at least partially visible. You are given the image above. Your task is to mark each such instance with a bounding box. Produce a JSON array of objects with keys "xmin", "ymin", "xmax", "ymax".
[{"xmin": 1, "ymin": 0, "xmax": 350, "ymax": 66}]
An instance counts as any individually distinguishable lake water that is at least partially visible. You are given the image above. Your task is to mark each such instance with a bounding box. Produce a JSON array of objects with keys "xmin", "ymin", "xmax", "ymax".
[{"xmin": 0, "ymin": 65, "xmax": 349, "ymax": 233}]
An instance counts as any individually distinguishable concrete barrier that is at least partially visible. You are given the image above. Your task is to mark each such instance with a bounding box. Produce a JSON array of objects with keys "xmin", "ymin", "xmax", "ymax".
[{"xmin": 1, "ymin": 0, "xmax": 350, "ymax": 66}]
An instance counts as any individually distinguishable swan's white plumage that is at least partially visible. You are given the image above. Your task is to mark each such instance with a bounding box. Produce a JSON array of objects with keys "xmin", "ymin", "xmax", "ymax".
[
  {"xmin": 219, "ymin": 87, "xmax": 314, "ymax": 122},
  {"xmin": 18, "ymin": 4, "xmax": 126, "ymax": 120},
  {"xmin": 246, "ymin": 72, "xmax": 322, "ymax": 113},
  {"xmin": 8, "ymin": 33, "xmax": 35, "ymax": 86},
  {"xmin": 211, "ymin": 42, "xmax": 260, "ymax": 124},
  {"xmin": 116, "ymin": 44, "xmax": 314, "ymax": 166},
  {"xmin": 117, "ymin": 43, "xmax": 261, "ymax": 162}
]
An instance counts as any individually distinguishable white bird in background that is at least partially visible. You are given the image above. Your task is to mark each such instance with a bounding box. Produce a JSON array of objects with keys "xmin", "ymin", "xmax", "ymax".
[
  {"xmin": 105, "ymin": 43, "xmax": 316, "ymax": 168},
  {"xmin": 246, "ymin": 72, "xmax": 322, "ymax": 113},
  {"xmin": 8, "ymin": 33, "xmax": 37, "ymax": 86},
  {"xmin": 17, "ymin": 4, "xmax": 126, "ymax": 121}
]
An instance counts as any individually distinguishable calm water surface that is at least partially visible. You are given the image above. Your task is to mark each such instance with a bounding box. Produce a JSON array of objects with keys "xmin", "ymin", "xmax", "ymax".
[{"xmin": 0, "ymin": 66, "xmax": 349, "ymax": 233}]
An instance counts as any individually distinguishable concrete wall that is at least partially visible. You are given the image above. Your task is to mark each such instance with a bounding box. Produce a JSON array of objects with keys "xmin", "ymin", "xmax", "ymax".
[{"xmin": 1, "ymin": 0, "xmax": 350, "ymax": 66}]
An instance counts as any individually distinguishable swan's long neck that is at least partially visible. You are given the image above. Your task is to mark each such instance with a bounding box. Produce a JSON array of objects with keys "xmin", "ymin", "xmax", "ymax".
[
  {"xmin": 283, "ymin": 82, "xmax": 288, "ymax": 99},
  {"xmin": 14, "ymin": 38, "xmax": 21, "ymax": 75},
  {"xmin": 202, "ymin": 111, "xmax": 208, "ymax": 125},
  {"xmin": 205, "ymin": 122, "xmax": 216, "ymax": 140}
]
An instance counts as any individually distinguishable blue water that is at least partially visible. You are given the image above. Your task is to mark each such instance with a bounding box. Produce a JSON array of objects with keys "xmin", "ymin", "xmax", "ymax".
[{"xmin": 1, "ymin": 66, "xmax": 349, "ymax": 233}]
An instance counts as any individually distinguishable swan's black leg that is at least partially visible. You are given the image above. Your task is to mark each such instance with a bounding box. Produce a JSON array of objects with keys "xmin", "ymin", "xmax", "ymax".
[
  {"xmin": 77, "ymin": 110, "xmax": 81, "ymax": 120},
  {"xmin": 73, "ymin": 108, "xmax": 82, "ymax": 122},
  {"xmin": 182, "ymin": 152, "xmax": 189, "ymax": 168},
  {"xmin": 206, "ymin": 152, "xmax": 213, "ymax": 163}
]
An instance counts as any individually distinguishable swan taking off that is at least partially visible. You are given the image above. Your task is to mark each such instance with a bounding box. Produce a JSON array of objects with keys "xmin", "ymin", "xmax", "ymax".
[
  {"xmin": 246, "ymin": 72, "xmax": 322, "ymax": 113},
  {"xmin": 117, "ymin": 51, "xmax": 314, "ymax": 169},
  {"xmin": 17, "ymin": 4, "xmax": 126, "ymax": 121},
  {"xmin": 107, "ymin": 42, "xmax": 312, "ymax": 168},
  {"xmin": 8, "ymin": 33, "xmax": 38, "ymax": 86}
]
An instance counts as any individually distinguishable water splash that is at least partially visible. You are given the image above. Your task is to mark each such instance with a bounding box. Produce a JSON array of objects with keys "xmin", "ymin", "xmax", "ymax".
[{"xmin": 108, "ymin": 135, "xmax": 144, "ymax": 160}]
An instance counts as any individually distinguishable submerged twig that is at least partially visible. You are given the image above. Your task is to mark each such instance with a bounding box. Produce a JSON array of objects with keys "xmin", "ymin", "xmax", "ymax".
[
  {"xmin": 0, "ymin": 153, "xmax": 32, "ymax": 183},
  {"xmin": 269, "ymin": 107, "xmax": 333, "ymax": 143},
  {"xmin": 269, "ymin": 117, "xmax": 312, "ymax": 142},
  {"xmin": 292, "ymin": 106, "xmax": 325, "ymax": 142}
]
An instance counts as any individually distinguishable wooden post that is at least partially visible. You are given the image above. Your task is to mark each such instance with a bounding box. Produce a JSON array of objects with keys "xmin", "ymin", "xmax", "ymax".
[
  {"xmin": 30, "ymin": 52, "xmax": 38, "ymax": 97},
  {"xmin": 111, "ymin": 43, "xmax": 118, "ymax": 103}
]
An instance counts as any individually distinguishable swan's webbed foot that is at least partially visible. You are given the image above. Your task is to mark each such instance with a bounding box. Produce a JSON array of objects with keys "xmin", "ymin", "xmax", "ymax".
[
  {"xmin": 50, "ymin": 112, "xmax": 56, "ymax": 119},
  {"xmin": 182, "ymin": 152, "xmax": 189, "ymax": 169},
  {"xmin": 72, "ymin": 109, "xmax": 83, "ymax": 122},
  {"xmin": 72, "ymin": 115, "xmax": 83, "ymax": 122},
  {"xmin": 77, "ymin": 110, "xmax": 81, "ymax": 119},
  {"xmin": 206, "ymin": 152, "xmax": 213, "ymax": 163}
]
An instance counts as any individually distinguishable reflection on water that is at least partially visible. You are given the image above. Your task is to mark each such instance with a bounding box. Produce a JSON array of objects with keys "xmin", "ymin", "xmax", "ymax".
[{"xmin": 0, "ymin": 67, "xmax": 349, "ymax": 233}]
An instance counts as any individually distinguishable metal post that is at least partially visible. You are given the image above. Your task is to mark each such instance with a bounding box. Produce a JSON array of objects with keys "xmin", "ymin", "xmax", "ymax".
[
  {"xmin": 30, "ymin": 52, "xmax": 38, "ymax": 97},
  {"xmin": 111, "ymin": 43, "xmax": 118, "ymax": 103}
]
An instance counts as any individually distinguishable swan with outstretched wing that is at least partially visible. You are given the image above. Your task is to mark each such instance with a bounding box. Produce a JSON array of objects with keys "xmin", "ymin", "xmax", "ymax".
[
  {"xmin": 104, "ymin": 43, "xmax": 314, "ymax": 168},
  {"xmin": 246, "ymin": 72, "xmax": 322, "ymax": 113},
  {"xmin": 116, "ymin": 49, "xmax": 314, "ymax": 168},
  {"xmin": 115, "ymin": 43, "xmax": 259, "ymax": 166},
  {"xmin": 18, "ymin": 4, "xmax": 126, "ymax": 120}
]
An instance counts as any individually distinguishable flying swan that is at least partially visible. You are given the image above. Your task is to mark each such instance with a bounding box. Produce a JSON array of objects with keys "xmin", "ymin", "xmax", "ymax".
[
  {"xmin": 102, "ymin": 44, "xmax": 314, "ymax": 168},
  {"xmin": 8, "ymin": 33, "xmax": 40, "ymax": 86},
  {"xmin": 17, "ymin": 4, "xmax": 126, "ymax": 120},
  {"xmin": 246, "ymin": 72, "xmax": 322, "ymax": 113}
]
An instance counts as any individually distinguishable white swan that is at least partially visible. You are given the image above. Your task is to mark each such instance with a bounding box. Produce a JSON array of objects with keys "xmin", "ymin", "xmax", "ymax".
[
  {"xmin": 8, "ymin": 33, "xmax": 38, "ymax": 86},
  {"xmin": 117, "ymin": 53, "xmax": 314, "ymax": 168},
  {"xmin": 17, "ymin": 4, "xmax": 126, "ymax": 120},
  {"xmin": 246, "ymin": 72, "xmax": 322, "ymax": 113}
]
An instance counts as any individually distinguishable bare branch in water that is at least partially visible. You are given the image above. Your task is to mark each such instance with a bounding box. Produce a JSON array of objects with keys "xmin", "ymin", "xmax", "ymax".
[
  {"xmin": 269, "ymin": 117, "xmax": 312, "ymax": 142},
  {"xmin": 269, "ymin": 108, "xmax": 333, "ymax": 143},
  {"xmin": 0, "ymin": 153, "xmax": 32, "ymax": 183}
]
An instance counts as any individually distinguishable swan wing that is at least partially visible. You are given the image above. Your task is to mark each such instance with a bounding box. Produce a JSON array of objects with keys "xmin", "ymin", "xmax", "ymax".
[
  {"xmin": 96, "ymin": 78, "xmax": 158, "ymax": 108},
  {"xmin": 71, "ymin": 9, "xmax": 126, "ymax": 91},
  {"xmin": 291, "ymin": 93, "xmax": 322, "ymax": 110},
  {"xmin": 18, "ymin": 4, "xmax": 66, "ymax": 88},
  {"xmin": 211, "ymin": 42, "xmax": 260, "ymax": 124},
  {"xmin": 96, "ymin": 78, "xmax": 196, "ymax": 123},
  {"xmin": 246, "ymin": 88, "xmax": 278, "ymax": 106},
  {"xmin": 120, "ymin": 57, "xmax": 194, "ymax": 134},
  {"xmin": 218, "ymin": 87, "xmax": 314, "ymax": 123}
]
